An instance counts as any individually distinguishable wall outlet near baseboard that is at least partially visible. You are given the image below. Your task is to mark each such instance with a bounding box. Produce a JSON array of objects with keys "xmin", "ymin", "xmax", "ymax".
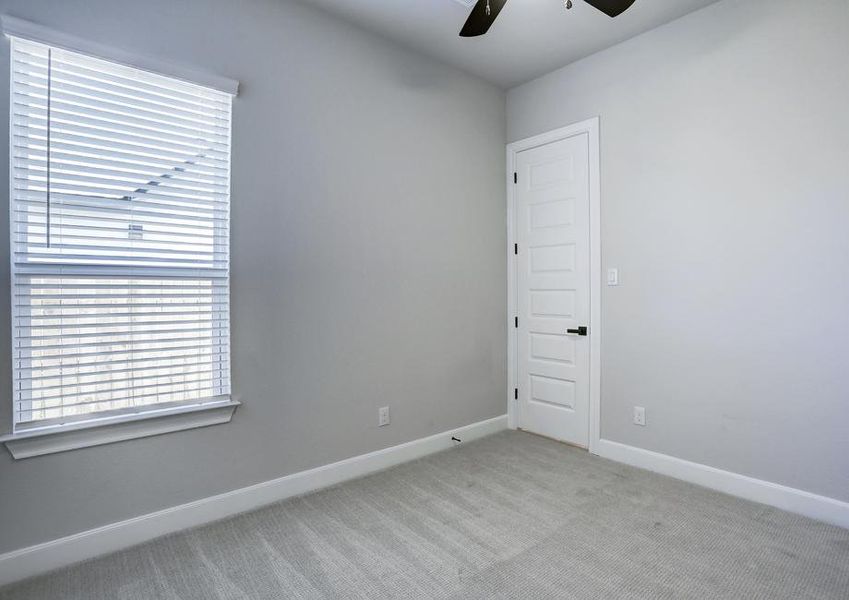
[
  {"xmin": 633, "ymin": 406, "xmax": 646, "ymax": 427},
  {"xmin": 378, "ymin": 406, "xmax": 390, "ymax": 427}
]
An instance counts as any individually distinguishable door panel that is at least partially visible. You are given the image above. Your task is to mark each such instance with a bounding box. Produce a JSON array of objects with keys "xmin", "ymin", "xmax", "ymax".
[{"xmin": 516, "ymin": 134, "xmax": 590, "ymax": 447}]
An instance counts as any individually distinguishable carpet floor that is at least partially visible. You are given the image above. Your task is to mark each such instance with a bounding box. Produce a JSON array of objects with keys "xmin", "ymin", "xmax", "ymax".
[{"xmin": 2, "ymin": 430, "xmax": 848, "ymax": 599}]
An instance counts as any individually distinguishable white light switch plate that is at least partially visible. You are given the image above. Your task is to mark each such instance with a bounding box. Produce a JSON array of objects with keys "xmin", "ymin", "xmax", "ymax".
[{"xmin": 607, "ymin": 268, "xmax": 620, "ymax": 286}]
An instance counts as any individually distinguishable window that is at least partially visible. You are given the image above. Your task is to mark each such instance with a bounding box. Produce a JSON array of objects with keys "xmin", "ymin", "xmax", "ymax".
[{"xmin": 9, "ymin": 36, "xmax": 234, "ymax": 435}]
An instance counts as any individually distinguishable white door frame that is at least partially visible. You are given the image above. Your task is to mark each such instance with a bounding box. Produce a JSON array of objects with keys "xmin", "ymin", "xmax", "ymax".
[{"xmin": 506, "ymin": 117, "xmax": 602, "ymax": 455}]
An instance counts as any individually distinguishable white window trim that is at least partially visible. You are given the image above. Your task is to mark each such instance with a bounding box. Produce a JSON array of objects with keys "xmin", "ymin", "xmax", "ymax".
[
  {"xmin": 2, "ymin": 18, "xmax": 241, "ymax": 459},
  {"xmin": 0, "ymin": 399, "xmax": 240, "ymax": 459}
]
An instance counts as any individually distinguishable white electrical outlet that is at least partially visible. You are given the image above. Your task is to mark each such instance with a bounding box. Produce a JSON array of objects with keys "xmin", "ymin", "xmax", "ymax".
[
  {"xmin": 633, "ymin": 406, "xmax": 646, "ymax": 427},
  {"xmin": 378, "ymin": 406, "xmax": 390, "ymax": 427}
]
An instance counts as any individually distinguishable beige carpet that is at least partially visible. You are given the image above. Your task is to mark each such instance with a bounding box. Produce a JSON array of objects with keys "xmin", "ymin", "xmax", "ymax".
[{"xmin": 2, "ymin": 430, "xmax": 848, "ymax": 599}]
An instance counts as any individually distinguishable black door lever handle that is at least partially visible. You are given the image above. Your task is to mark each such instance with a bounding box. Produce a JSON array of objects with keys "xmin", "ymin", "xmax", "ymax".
[{"xmin": 567, "ymin": 326, "xmax": 588, "ymax": 336}]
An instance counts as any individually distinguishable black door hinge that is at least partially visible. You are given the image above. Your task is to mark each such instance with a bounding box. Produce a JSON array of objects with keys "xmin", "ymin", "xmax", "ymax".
[
  {"xmin": 513, "ymin": 172, "xmax": 517, "ymax": 184},
  {"xmin": 515, "ymin": 316, "xmax": 519, "ymax": 328},
  {"xmin": 514, "ymin": 388, "xmax": 518, "ymax": 400},
  {"xmin": 514, "ymin": 243, "xmax": 518, "ymax": 255}
]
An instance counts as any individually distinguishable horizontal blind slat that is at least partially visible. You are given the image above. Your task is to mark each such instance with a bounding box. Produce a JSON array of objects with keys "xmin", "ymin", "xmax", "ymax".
[
  {"xmin": 20, "ymin": 358, "xmax": 225, "ymax": 383},
  {"xmin": 12, "ymin": 172, "xmax": 228, "ymax": 204},
  {"xmin": 19, "ymin": 343, "xmax": 226, "ymax": 365},
  {"xmin": 12, "ymin": 89, "xmax": 230, "ymax": 141},
  {"xmin": 14, "ymin": 220, "xmax": 224, "ymax": 242},
  {"xmin": 13, "ymin": 126, "xmax": 229, "ymax": 164},
  {"xmin": 13, "ymin": 195, "xmax": 226, "ymax": 225},
  {"xmin": 15, "ymin": 156, "xmax": 229, "ymax": 191},
  {"xmin": 23, "ymin": 362, "xmax": 229, "ymax": 389},
  {"xmin": 13, "ymin": 41, "xmax": 231, "ymax": 107},
  {"xmin": 13, "ymin": 118, "xmax": 229, "ymax": 159},
  {"xmin": 18, "ymin": 384, "xmax": 226, "ymax": 418},
  {"xmin": 19, "ymin": 364, "xmax": 226, "ymax": 394},
  {"xmin": 13, "ymin": 136, "xmax": 229, "ymax": 171},
  {"xmin": 12, "ymin": 56, "xmax": 229, "ymax": 120},
  {"xmin": 15, "ymin": 151, "xmax": 228, "ymax": 186}
]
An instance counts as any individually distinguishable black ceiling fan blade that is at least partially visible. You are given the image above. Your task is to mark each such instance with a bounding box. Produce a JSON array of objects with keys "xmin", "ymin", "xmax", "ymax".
[
  {"xmin": 460, "ymin": 0, "xmax": 508, "ymax": 37},
  {"xmin": 583, "ymin": 0, "xmax": 638, "ymax": 18}
]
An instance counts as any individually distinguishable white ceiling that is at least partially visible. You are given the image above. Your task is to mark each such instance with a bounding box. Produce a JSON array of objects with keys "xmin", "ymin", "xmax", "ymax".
[{"xmin": 296, "ymin": 0, "xmax": 721, "ymax": 88}]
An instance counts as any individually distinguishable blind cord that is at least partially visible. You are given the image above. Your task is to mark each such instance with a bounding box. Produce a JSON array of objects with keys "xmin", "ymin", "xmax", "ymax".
[{"xmin": 46, "ymin": 47, "xmax": 52, "ymax": 248}]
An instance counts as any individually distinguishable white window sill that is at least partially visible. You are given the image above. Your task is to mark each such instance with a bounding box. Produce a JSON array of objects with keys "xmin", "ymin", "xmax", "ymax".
[{"xmin": 0, "ymin": 400, "xmax": 240, "ymax": 459}]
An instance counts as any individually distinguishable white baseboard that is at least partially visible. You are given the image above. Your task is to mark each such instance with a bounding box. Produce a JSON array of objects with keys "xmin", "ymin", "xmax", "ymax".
[
  {"xmin": 595, "ymin": 438, "xmax": 849, "ymax": 530},
  {"xmin": 0, "ymin": 415, "xmax": 508, "ymax": 588}
]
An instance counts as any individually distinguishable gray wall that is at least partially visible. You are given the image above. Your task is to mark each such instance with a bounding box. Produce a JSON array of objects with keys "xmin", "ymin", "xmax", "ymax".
[
  {"xmin": 0, "ymin": 0, "xmax": 507, "ymax": 553},
  {"xmin": 508, "ymin": 0, "xmax": 849, "ymax": 501}
]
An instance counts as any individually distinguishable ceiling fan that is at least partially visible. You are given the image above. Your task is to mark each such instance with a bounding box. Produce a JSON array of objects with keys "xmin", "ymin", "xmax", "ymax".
[{"xmin": 460, "ymin": 0, "xmax": 638, "ymax": 37}]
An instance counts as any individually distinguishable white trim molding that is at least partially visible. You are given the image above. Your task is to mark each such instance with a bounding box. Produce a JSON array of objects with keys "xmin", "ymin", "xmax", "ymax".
[
  {"xmin": 505, "ymin": 118, "xmax": 602, "ymax": 453},
  {"xmin": 1, "ymin": 401, "xmax": 241, "ymax": 459},
  {"xmin": 0, "ymin": 415, "xmax": 508, "ymax": 587},
  {"xmin": 0, "ymin": 15, "xmax": 239, "ymax": 95},
  {"xmin": 595, "ymin": 438, "xmax": 849, "ymax": 531}
]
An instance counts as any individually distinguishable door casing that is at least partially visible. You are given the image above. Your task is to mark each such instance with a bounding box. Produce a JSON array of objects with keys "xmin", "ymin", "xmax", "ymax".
[{"xmin": 506, "ymin": 117, "xmax": 602, "ymax": 455}]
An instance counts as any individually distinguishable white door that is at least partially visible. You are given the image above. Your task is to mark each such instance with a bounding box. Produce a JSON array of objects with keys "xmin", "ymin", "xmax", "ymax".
[{"xmin": 515, "ymin": 133, "xmax": 590, "ymax": 447}]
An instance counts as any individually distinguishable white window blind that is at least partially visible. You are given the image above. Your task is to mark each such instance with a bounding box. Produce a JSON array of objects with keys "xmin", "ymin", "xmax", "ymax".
[{"xmin": 10, "ymin": 37, "xmax": 233, "ymax": 432}]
